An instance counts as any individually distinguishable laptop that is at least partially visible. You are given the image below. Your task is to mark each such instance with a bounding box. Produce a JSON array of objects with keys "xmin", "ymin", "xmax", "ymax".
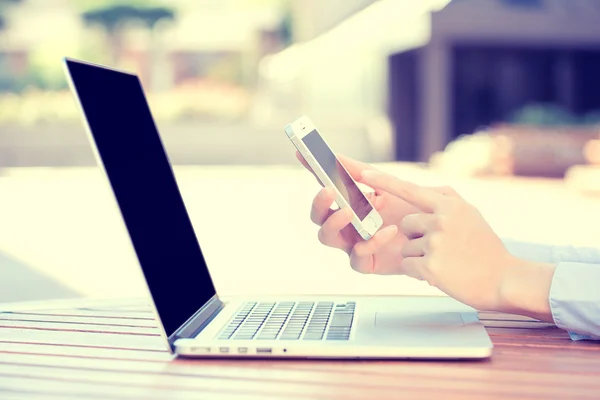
[{"xmin": 63, "ymin": 58, "xmax": 493, "ymax": 359}]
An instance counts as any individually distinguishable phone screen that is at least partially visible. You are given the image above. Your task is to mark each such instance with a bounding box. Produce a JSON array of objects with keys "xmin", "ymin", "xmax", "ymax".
[{"xmin": 302, "ymin": 129, "xmax": 373, "ymax": 220}]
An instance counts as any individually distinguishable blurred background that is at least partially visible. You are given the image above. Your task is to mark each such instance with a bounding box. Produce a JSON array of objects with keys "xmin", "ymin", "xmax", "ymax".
[
  {"xmin": 1, "ymin": 0, "xmax": 600, "ymax": 169},
  {"xmin": 1, "ymin": 0, "xmax": 599, "ymax": 303}
]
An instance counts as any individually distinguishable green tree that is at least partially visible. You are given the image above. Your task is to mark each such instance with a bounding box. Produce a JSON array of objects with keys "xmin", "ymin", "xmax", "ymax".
[
  {"xmin": 0, "ymin": 0, "xmax": 21, "ymax": 31},
  {"xmin": 78, "ymin": 1, "xmax": 175, "ymax": 65},
  {"xmin": 0, "ymin": 0, "xmax": 23, "ymax": 92}
]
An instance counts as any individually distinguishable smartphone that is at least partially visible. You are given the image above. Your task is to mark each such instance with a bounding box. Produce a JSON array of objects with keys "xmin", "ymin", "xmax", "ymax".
[{"xmin": 285, "ymin": 115, "xmax": 383, "ymax": 240}]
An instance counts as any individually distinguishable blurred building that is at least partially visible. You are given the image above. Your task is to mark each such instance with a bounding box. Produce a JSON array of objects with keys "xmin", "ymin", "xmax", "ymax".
[
  {"xmin": 392, "ymin": 0, "xmax": 600, "ymax": 161},
  {"xmin": 260, "ymin": 0, "xmax": 600, "ymax": 162},
  {"xmin": 256, "ymin": 0, "xmax": 450, "ymax": 161}
]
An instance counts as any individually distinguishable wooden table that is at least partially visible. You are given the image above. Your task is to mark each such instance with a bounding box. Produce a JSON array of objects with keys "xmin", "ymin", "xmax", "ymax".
[
  {"xmin": 1, "ymin": 164, "xmax": 600, "ymax": 398},
  {"xmin": 1, "ymin": 298, "xmax": 600, "ymax": 400}
]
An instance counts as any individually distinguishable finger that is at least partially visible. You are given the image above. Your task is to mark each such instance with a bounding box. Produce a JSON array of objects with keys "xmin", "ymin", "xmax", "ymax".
[
  {"xmin": 337, "ymin": 154, "xmax": 375, "ymax": 181},
  {"xmin": 350, "ymin": 225, "xmax": 398, "ymax": 274},
  {"xmin": 298, "ymin": 151, "xmax": 373, "ymax": 181},
  {"xmin": 401, "ymin": 236, "xmax": 428, "ymax": 258},
  {"xmin": 430, "ymin": 185, "xmax": 460, "ymax": 198},
  {"xmin": 317, "ymin": 208, "xmax": 353, "ymax": 251},
  {"xmin": 310, "ymin": 187, "xmax": 336, "ymax": 225},
  {"xmin": 400, "ymin": 213, "xmax": 437, "ymax": 239},
  {"xmin": 296, "ymin": 151, "xmax": 313, "ymax": 174},
  {"xmin": 360, "ymin": 170, "xmax": 441, "ymax": 213},
  {"xmin": 296, "ymin": 151, "xmax": 324, "ymax": 186},
  {"xmin": 370, "ymin": 192, "xmax": 385, "ymax": 211},
  {"xmin": 400, "ymin": 257, "xmax": 426, "ymax": 281}
]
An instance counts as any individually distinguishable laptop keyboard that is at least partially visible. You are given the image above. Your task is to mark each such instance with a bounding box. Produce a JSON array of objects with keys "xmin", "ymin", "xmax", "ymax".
[{"xmin": 217, "ymin": 301, "xmax": 355, "ymax": 341}]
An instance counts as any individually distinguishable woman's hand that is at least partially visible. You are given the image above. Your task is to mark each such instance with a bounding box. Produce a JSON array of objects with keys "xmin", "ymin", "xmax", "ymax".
[
  {"xmin": 360, "ymin": 169, "xmax": 522, "ymax": 311},
  {"xmin": 297, "ymin": 152, "xmax": 418, "ymax": 274},
  {"xmin": 299, "ymin": 155, "xmax": 556, "ymax": 317}
]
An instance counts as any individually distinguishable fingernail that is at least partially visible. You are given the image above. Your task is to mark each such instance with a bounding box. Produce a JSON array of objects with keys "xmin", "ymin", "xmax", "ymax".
[{"xmin": 384, "ymin": 225, "xmax": 398, "ymax": 237}]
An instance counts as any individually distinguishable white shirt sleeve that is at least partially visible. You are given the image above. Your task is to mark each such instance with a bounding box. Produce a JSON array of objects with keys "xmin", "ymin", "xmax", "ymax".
[{"xmin": 503, "ymin": 239, "xmax": 600, "ymax": 340}]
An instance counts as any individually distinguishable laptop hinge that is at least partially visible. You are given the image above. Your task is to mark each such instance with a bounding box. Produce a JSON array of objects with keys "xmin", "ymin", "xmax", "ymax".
[{"xmin": 168, "ymin": 295, "xmax": 224, "ymax": 350}]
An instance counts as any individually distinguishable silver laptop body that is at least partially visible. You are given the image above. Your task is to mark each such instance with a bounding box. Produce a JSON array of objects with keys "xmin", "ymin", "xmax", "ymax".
[{"xmin": 64, "ymin": 58, "xmax": 493, "ymax": 360}]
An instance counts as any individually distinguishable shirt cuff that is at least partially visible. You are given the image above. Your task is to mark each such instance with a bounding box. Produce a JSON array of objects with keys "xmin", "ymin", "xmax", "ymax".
[
  {"xmin": 549, "ymin": 261, "xmax": 600, "ymax": 341},
  {"xmin": 502, "ymin": 238, "xmax": 553, "ymax": 263}
]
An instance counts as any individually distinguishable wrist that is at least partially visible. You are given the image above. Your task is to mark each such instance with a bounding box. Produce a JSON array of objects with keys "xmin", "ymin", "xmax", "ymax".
[{"xmin": 497, "ymin": 256, "xmax": 556, "ymax": 322}]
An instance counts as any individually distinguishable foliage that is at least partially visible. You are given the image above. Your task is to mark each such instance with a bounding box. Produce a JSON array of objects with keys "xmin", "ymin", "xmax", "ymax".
[
  {"xmin": 278, "ymin": 5, "xmax": 293, "ymax": 46},
  {"xmin": 82, "ymin": 5, "xmax": 175, "ymax": 31},
  {"xmin": 510, "ymin": 104, "xmax": 600, "ymax": 127},
  {"xmin": 76, "ymin": 1, "xmax": 175, "ymax": 65},
  {"xmin": 0, "ymin": 68, "xmax": 66, "ymax": 93},
  {"xmin": 0, "ymin": 0, "xmax": 21, "ymax": 30},
  {"xmin": 0, "ymin": 82, "xmax": 251, "ymax": 125}
]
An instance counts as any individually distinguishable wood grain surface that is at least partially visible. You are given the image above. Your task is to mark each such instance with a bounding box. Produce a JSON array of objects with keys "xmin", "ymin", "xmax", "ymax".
[{"xmin": 1, "ymin": 299, "xmax": 599, "ymax": 400}]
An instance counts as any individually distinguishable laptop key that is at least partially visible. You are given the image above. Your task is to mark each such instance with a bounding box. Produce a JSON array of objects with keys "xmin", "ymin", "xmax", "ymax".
[{"xmin": 219, "ymin": 300, "xmax": 354, "ymax": 342}]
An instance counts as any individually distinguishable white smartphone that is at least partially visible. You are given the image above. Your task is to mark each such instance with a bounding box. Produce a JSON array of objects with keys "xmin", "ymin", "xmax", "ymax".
[{"xmin": 285, "ymin": 115, "xmax": 383, "ymax": 240}]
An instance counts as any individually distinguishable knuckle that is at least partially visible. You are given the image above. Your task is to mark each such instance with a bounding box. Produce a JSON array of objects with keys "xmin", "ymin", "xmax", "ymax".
[
  {"xmin": 399, "ymin": 258, "xmax": 409, "ymax": 271},
  {"xmin": 315, "ymin": 188, "xmax": 331, "ymax": 204},
  {"xmin": 419, "ymin": 261, "xmax": 438, "ymax": 287},
  {"xmin": 400, "ymin": 214, "xmax": 414, "ymax": 232},
  {"xmin": 400, "ymin": 245, "xmax": 410, "ymax": 258},
  {"xmin": 356, "ymin": 240, "xmax": 377, "ymax": 259},
  {"xmin": 310, "ymin": 211, "xmax": 321, "ymax": 225},
  {"xmin": 433, "ymin": 215, "xmax": 448, "ymax": 232},
  {"xmin": 427, "ymin": 233, "xmax": 442, "ymax": 252},
  {"xmin": 317, "ymin": 228, "xmax": 329, "ymax": 245},
  {"xmin": 350, "ymin": 255, "xmax": 370, "ymax": 274},
  {"xmin": 400, "ymin": 257, "xmax": 416, "ymax": 273},
  {"xmin": 351, "ymin": 264, "xmax": 370, "ymax": 275},
  {"xmin": 441, "ymin": 185, "xmax": 456, "ymax": 196},
  {"xmin": 428, "ymin": 256, "xmax": 441, "ymax": 274},
  {"xmin": 337, "ymin": 208, "xmax": 353, "ymax": 224},
  {"xmin": 353, "ymin": 245, "xmax": 369, "ymax": 258},
  {"xmin": 423, "ymin": 274, "xmax": 437, "ymax": 287},
  {"xmin": 313, "ymin": 191, "xmax": 324, "ymax": 206}
]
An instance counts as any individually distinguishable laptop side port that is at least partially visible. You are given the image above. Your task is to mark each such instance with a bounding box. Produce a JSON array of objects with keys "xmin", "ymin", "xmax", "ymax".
[
  {"xmin": 256, "ymin": 347, "xmax": 272, "ymax": 354},
  {"xmin": 191, "ymin": 347, "xmax": 211, "ymax": 354}
]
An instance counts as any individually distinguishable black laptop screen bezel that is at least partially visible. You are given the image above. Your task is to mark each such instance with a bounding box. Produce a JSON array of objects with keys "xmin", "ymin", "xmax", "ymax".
[{"xmin": 64, "ymin": 58, "xmax": 220, "ymax": 348}]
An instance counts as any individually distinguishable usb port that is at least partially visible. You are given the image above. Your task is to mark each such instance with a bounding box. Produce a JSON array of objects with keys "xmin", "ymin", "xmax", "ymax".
[
  {"xmin": 237, "ymin": 347, "xmax": 248, "ymax": 354},
  {"xmin": 191, "ymin": 347, "xmax": 211, "ymax": 354},
  {"xmin": 256, "ymin": 347, "xmax": 272, "ymax": 354},
  {"xmin": 219, "ymin": 347, "xmax": 229, "ymax": 353}
]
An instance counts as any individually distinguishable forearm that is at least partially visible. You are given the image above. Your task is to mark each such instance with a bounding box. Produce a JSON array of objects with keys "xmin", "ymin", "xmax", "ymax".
[
  {"xmin": 497, "ymin": 243, "xmax": 600, "ymax": 340},
  {"xmin": 497, "ymin": 257, "xmax": 556, "ymax": 323}
]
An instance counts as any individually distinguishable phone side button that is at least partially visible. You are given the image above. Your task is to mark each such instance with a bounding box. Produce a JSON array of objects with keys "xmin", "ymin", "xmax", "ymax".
[{"xmin": 284, "ymin": 125, "xmax": 295, "ymax": 138}]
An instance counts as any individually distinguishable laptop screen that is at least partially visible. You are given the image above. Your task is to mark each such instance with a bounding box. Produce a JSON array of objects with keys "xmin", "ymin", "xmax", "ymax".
[{"xmin": 65, "ymin": 59, "xmax": 216, "ymax": 337}]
